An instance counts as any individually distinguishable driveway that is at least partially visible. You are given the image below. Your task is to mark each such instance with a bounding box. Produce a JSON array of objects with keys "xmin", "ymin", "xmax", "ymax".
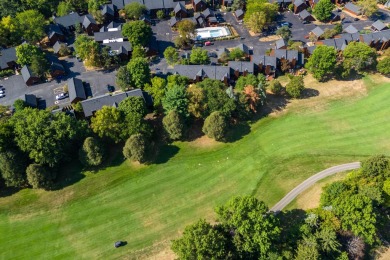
[{"xmin": 270, "ymin": 162, "xmax": 361, "ymax": 212}]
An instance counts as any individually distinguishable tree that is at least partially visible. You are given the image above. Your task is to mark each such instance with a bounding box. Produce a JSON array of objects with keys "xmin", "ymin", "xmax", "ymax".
[
  {"xmin": 232, "ymin": 0, "xmax": 245, "ymax": 11},
  {"xmin": 202, "ymin": 111, "xmax": 228, "ymax": 141},
  {"xmin": 229, "ymin": 47, "xmax": 245, "ymax": 61},
  {"xmin": 74, "ymin": 35, "xmax": 102, "ymax": 66},
  {"xmin": 245, "ymin": 12, "xmax": 266, "ymax": 33},
  {"xmin": 174, "ymin": 35, "xmax": 190, "ymax": 49},
  {"xmin": 167, "ymin": 74, "xmax": 189, "ymax": 88},
  {"xmin": 124, "ymin": 2, "xmax": 146, "ymax": 20},
  {"xmin": 99, "ymin": 46, "xmax": 119, "ymax": 69},
  {"xmin": 295, "ymin": 236, "xmax": 320, "ymax": 260},
  {"xmin": 313, "ymin": 0, "xmax": 335, "ymax": 22},
  {"xmin": 0, "ymin": 16, "xmax": 21, "ymax": 47},
  {"xmin": 235, "ymin": 74, "xmax": 258, "ymax": 91},
  {"xmin": 91, "ymin": 106, "xmax": 126, "ymax": 143},
  {"xmin": 286, "ymin": 76, "xmax": 305, "ymax": 98},
  {"xmin": 122, "ymin": 20, "xmax": 152, "ymax": 47},
  {"xmin": 187, "ymin": 84, "xmax": 206, "ymax": 118},
  {"xmin": 16, "ymin": 10, "xmax": 45, "ymax": 43},
  {"xmin": 347, "ymin": 236, "xmax": 365, "ymax": 259},
  {"xmin": 357, "ymin": 0, "xmax": 377, "ymax": 17},
  {"xmin": 58, "ymin": 43, "xmax": 72, "ymax": 57},
  {"xmin": 131, "ymin": 45, "xmax": 146, "ymax": 58},
  {"xmin": 306, "ymin": 45, "xmax": 337, "ymax": 82},
  {"xmin": 164, "ymin": 46, "xmax": 179, "ymax": 65},
  {"xmin": 276, "ymin": 26, "xmax": 292, "ymax": 41},
  {"xmin": 13, "ymin": 99, "xmax": 28, "ymax": 111},
  {"xmin": 123, "ymin": 133, "xmax": 147, "ymax": 162},
  {"xmin": 361, "ymin": 154, "xmax": 389, "ymax": 180},
  {"xmin": 79, "ymin": 137, "xmax": 105, "ymax": 166},
  {"xmin": 163, "ymin": 110, "xmax": 185, "ymax": 140},
  {"xmin": 0, "ymin": 149, "xmax": 28, "ymax": 187},
  {"xmin": 171, "ymin": 219, "xmax": 228, "ymax": 259},
  {"xmin": 127, "ymin": 57, "xmax": 150, "ymax": 88},
  {"xmin": 190, "ymin": 47, "xmax": 210, "ymax": 65},
  {"xmin": 116, "ymin": 66, "xmax": 132, "ymax": 91},
  {"xmin": 11, "ymin": 108, "xmax": 87, "ymax": 166},
  {"xmin": 243, "ymin": 85, "xmax": 261, "ymax": 113},
  {"xmin": 144, "ymin": 76, "xmax": 167, "ymax": 108},
  {"xmin": 334, "ymin": 194, "xmax": 377, "ymax": 244},
  {"xmin": 57, "ymin": 1, "xmax": 73, "ymax": 16},
  {"xmin": 88, "ymin": 0, "xmax": 105, "ymax": 12},
  {"xmin": 178, "ymin": 20, "xmax": 196, "ymax": 39},
  {"xmin": 215, "ymin": 196, "xmax": 280, "ymax": 258},
  {"xmin": 320, "ymin": 181, "xmax": 349, "ymax": 207},
  {"xmin": 30, "ymin": 53, "xmax": 49, "ymax": 77},
  {"xmin": 316, "ymin": 228, "xmax": 341, "ymax": 254},
  {"xmin": 268, "ymin": 80, "xmax": 283, "ymax": 95},
  {"xmin": 15, "ymin": 44, "xmax": 44, "ymax": 66},
  {"xmin": 342, "ymin": 42, "xmax": 377, "ymax": 74},
  {"xmin": 156, "ymin": 9, "xmax": 165, "ymax": 20},
  {"xmin": 26, "ymin": 163, "xmax": 55, "ymax": 189},
  {"xmin": 118, "ymin": 96, "xmax": 147, "ymax": 117},
  {"xmin": 377, "ymin": 57, "xmax": 390, "ymax": 75},
  {"xmin": 162, "ymin": 85, "xmax": 189, "ymax": 118}
]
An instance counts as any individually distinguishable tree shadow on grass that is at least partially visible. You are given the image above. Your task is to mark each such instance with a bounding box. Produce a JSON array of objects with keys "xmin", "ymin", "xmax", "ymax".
[
  {"xmin": 301, "ymin": 88, "xmax": 319, "ymax": 99},
  {"xmin": 225, "ymin": 121, "xmax": 251, "ymax": 143},
  {"xmin": 152, "ymin": 144, "xmax": 180, "ymax": 164},
  {"xmin": 0, "ymin": 185, "xmax": 21, "ymax": 198}
]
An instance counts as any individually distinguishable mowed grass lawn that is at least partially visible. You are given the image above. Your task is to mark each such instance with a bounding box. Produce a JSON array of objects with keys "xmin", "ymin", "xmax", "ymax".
[{"xmin": 1, "ymin": 76, "xmax": 390, "ymax": 258}]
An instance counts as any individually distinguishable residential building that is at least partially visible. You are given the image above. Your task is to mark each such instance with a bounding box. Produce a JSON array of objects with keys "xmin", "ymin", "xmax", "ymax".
[
  {"xmin": 343, "ymin": 2, "xmax": 361, "ymax": 16},
  {"xmin": 0, "ymin": 47, "xmax": 17, "ymax": 71},
  {"xmin": 21, "ymin": 65, "xmax": 40, "ymax": 86},
  {"xmin": 68, "ymin": 77, "xmax": 86, "ymax": 104}
]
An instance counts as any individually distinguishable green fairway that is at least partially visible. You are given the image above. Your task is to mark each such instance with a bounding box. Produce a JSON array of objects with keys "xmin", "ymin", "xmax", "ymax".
[{"xmin": 1, "ymin": 76, "xmax": 390, "ymax": 258}]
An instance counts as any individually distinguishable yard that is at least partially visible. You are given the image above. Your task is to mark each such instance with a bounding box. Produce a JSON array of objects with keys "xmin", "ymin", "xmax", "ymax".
[{"xmin": 1, "ymin": 75, "xmax": 390, "ymax": 258}]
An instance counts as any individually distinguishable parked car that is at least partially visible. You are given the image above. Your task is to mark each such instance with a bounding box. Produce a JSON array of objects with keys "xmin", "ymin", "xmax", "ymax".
[
  {"xmin": 208, "ymin": 52, "xmax": 217, "ymax": 58},
  {"xmin": 204, "ymin": 41, "xmax": 212, "ymax": 46},
  {"xmin": 55, "ymin": 92, "xmax": 69, "ymax": 100},
  {"xmin": 354, "ymin": 17, "xmax": 359, "ymax": 21},
  {"xmin": 114, "ymin": 241, "xmax": 125, "ymax": 248},
  {"xmin": 0, "ymin": 93, "xmax": 5, "ymax": 98},
  {"xmin": 0, "ymin": 89, "xmax": 4, "ymax": 94},
  {"xmin": 279, "ymin": 22, "xmax": 290, "ymax": 27}
]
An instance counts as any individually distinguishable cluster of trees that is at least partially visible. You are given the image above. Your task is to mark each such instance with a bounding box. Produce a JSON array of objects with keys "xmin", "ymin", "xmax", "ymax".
[
  {"xmin": 268, "ymin": 75, "xmax": 305, "ymax": 98},
  {"xmin": 0, "ymin": 107, "xmax": 89, "ymax": 190},
  {"xmin": 244, "ymin": 0, "xmax": 278, "ymax": 33},
  {"xmin": 74, "ymin": 35, "xmax": 119, "ymax": 68},
  {"xmin": 174, "ymin": 20, "xmax": 196, "ymax": 49},
  {"xmin": 16, "ymin": 44, "xmax": 49, "ymax": 77},
  {"xmin": 312, "ymin": 0, "xmax": 335, "ymax": 22},
  {"xmin": 306, "ymin": 42, "xmax": 379, "ymax": 82},
  {"xmin": 116, "ymin": 57, "xmax": 151, "ymax": 90},
  {"xmin": 172, "ymin": 155, "xmax": 390, "ymax": 259}
]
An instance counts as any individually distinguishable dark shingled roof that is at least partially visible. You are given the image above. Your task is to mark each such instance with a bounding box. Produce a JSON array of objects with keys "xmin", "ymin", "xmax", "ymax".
[
  {"xmin": 0, "ymin": 47, "xmax": 16, "ymax": 70},
  {"xmin": 101, "ymin": 4, "xmax": 115, "ymax": 16},
  {"xmin": 275, "ymin": 38, "xmax": 286, "ymax": 49},
  {"xmin": 47, "ymin": 24, "xmax": 64, "ymax": 39},
  {"xmin": 202, "ymin": 8, "xmax": 214, "ymax": 18},
  {"xmin": 24, "ymin": 94, "xmax": 38, "ymax": 108},
  {"xmin": 371, "ymin": 20, "xmax": 387, "ymax": 31},
  {"xmin": 21, "ymin": 65, "xmax": 37, "ymax": 84},
  {"xmin": 235, "ymin": 9, "xmax": 244, "ymax": 18},
  {"xmin": 50, "ymin": 61, "xmax": 65, "ymax": 72},
  {"xmin": 169, "ymin": 65, "xmax": 230, "ymax": 81},
  {"xmin": 100, "ymin": 22, "xmax": 122, "ymax": 32},
  {"xmin": 103, "ymin": 41, "xmax": 132, "ymax": 53},
  {"xmin": 311, "ymin": 26, "xmax": 324, "ymax": 37},
  {"xmin": 54, "ymin": 12, "xmax": 81, "ymax": 28},
  {"xmin": 252, "ymin": 55, "xmax": 277, "ymax": 68},
  {"xmin": 174, "ymin": 2, "xmax": 187, "ymax": 14},
  {"xmin": 113, "ymin": 0, "xmax": 180, "ymax": 10},
  {"xmin": 228, "ymin": 61, "xmax": 255, "ymax": 74},
  {"xmin": 82, "ymin": 14, "xmax": 97, "ymax": 28},
  {"xmin": 235, "ymin": 43, "xmax": 250, "ymax": 54},
  {"xmin": 68, "ymin": 77, "xmax": 86, "ymax": 102},
  {"xmin": 94, "ymin": 31, "xmax": 124, "ymax": 42},
  {"xmin": 344, "ymin": 24, "xmax": 358, "ymax": 34},
  {"xmin": 81, "ymin": 89, "xmax": 145, "ymax": 117},
  {"xmin": 344, "ymin": 2, "xmax": 361, "ymax": 15},
  {"xmin": 298, "ymin": 9, "xmax": 312, "ymax": 20},
  {"xmin": 294, "ymin": 0, "xmax": 306, "ymax": 7}
]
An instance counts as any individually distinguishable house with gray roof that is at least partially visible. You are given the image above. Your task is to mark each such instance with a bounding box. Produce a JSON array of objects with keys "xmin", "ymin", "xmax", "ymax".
[
  {"xmin": 68, "ymin": 77, "xmax": 86, "ymax": 104},
  {"xmin": 235, "ymin": 43, "xmax": 250, "ymax": 57},
  {"xmin": 360, "ymin": 30, "xmax": 390, "ymax": 51},
  {"xmin": 54, "ymin": 12, "xmax": 82, "ymax": 33},
  {"xmin": 21, "ymin": 65, "xmax": 40, "ymax": 86},
  {"xmin": 169, "ymin": 65, "xmax": 230, "ymax": 85},
  {"xmin": 234, "ymin": 9, "xmax": 244, "ymax": 21},
  {"xmin": 82, "ymin": 14, "xmax": 100, "ymax": 35},
  {"xmin": 170, "ymin": 16, "xmax": 180, "ymax": 27},
  {"xmin": 100, "ymin": 22, "xmax": 122, "ymax": 32},
  {"xmin": 371, "ymin": 20, "xmax": 387, "ymax": 32},
  {"xmin": 298, "ymin": 9, "xmax": 315, "ymax": 22},
  {"xmin": 193, "ymin": 0, "xmax": 207, "ymax": 12},
  {"xmin": 174, "ymin": 2, "xmax": 187, "ymax": 18},
  {"xmin": 46, "ymin": 24, "xmax": 65, "ymax": 46},
  {"xmin": 228, "ymin": 61, "xmax": 255, "ymax": 78},
  {"xmin": 202, "ymin": 8, "xmax": 214, "ymax": 19},
  {"xmin": 94, "ymin": 30, "xmax": 125, "ymax": 43},
  {"xmin": 293, "ymin": 0, "xmax": 307, "ymax": 14},
  {"xmin": 272, "ymin": 50, "xmax": 305, "ymax": 70},
  {"xmin": 24, "ymin": 94, "xmax": 38, "ymax": 108},
  {"xmin": 344, "ymin": 2, "xmax": 361, "ymax": 16},
  {"xmin": 112, "ymin": 0, "xmax": 181, "ymax": 16},
  {"xmin": 101, "ymin": 4, "xmax": 116, "ymax": 21},
  {"xmin": 81, "ymin": 89, "xmax": 146, "ymax": 117},
  {"xmin": 251, "ymin": 55, "xmax": 277, "ymax": 76},
  {"xmin": 50, "ymin": 61, "xmax": 66, "ymax": 78},
  {"xmin": 311, "ymin": 26, "xmax": 325, "ymax": 38},
  {"xmin": 275, "ymin": 38, "xmax": 287, "ymax": 49},
  {"xmin": 103, "ymin": 41, "xmax": 132, "ymax": 60},
  {"xmin": 0, "ymin": 47, "xmax": 17, "ymax": 71},
  {"xmin": 343, "ymin": 24, "xmax": 358, "ymax": 34}
]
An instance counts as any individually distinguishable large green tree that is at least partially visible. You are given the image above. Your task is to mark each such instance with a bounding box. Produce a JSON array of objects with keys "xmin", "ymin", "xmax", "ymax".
[
  {"xmin": 127, "ymin": 57, "xmax": 150, "ymax": 88},
  {"xmin": 216, "ymin": 196, "xmax": 281, "ymax": 258},
  {"xmin": 313, "ymin": 0, "xmax": 335, "ymax": 22},
  {"xmin": 11, "ymin": 108, "xmax": 87, "ymax": 166},
  {"xmin": 171, "ymin": 219, "xmax": 229, "ymax": 259},
  {"xmin": 118, "ymin": 96, "xmax": 147, "ymax": 118},
  {"xmin": 229, "ymin": 47, "xmax": 246, "ymax": 61},
  {"xmin": 123, "ymin": 2, "xmax": 146, "ymax": 20},
  {"xmin": 0, "ymin": 16, "xmax": 21, "ymax": 47},
  {"xmin": 276, "ymin": 26, "xmax": 292, "ymax": 41},
  {"xmin": 26, "ymin": 163, "xmax": 55, "ymax": 189},
  {"xmin": 286, "ymin": 76, "xmax": 305, "ymax": 98},
  {"xmin": 123, "ymin": 133, "xmax": 147, "ymax": 162},
  {"xmin": 30, "ymin": 53, "xmax": 49, "ymax": 77},
  {"xmin": 116, "ymin": 66, "xmax": 132, "ymax": 91},
  {"xmin": 163, "ymin": 110, "xmax": 185, "ymax": 140},
  {"xmin": 15, "ymin": 44, "xmax": 45, "ymax": 66},
  {"xmin": 162, "ymin": 85, "xmax": 189, "ymax": 118},
  {"xmin": 377, "ymin": 57, "xmax": 390, "ymax": 75},
  {"xmin": 0, "ymin": 149, "xmax": 28, "ymax": 187},
  {"xmin": 144, "ymin": 76, "xmax": 166, "ymax": 108},
  {"xmin": 91, "ymin": 106, "xmax": 126, "ymax": 143},
  {"xmin": 202, "ymin": 111, "xmax": 228, "ymax": 141},
  {"xmin": 235, "ymin": 74, "xmax": 259, "ymax": 91},
  {"xmin": 122, "ymin": 20, "xmax": 152, "ymax": 47},
  {"xmin": 190, "ymin": 47, "xmax": 210, "ymax": 65},
  {"xmin": 16, "ymin": 10, "xmax": 46, "ymax": 43},
  {"xmin": 357, "ymin": 0, "xmax": 377, "ymax": 17},
  {"xmin": 342, "ymin": 42, "xmax": 377, "ymax": 75},
  {"xmin": 306, "ymin": 45, "xmax": 337, "ymax": 82},
  {"xmin": 164, "ymin": 46, "xmax": 179, "ymax": 65}
]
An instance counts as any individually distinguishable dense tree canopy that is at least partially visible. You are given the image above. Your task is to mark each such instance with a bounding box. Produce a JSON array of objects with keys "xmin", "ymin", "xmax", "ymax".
[
  {"xmin": 190, "ymin": 47, "xmax": 210, "ymax": 65},
  {"xmin": 127, "ymin": 57, "xmax": 150, "ymax": 88},
  {"xmin": 377, "ymin": 57, "xmax": 390, "ymax": 75},
  {"xmin": 74, "ymin": 35, "xmax": 102, "ymax": 67},
  {"xmin": 123, "ymin": 133, "xmax": 147, "ymax": 162},
  {"xmin": 162, "ymin": 85, "xmax": 189, "ymax": 118},
  {"xmin": 306, "ymin": 45, "xmax": 337, "ymax": 82},
  {"xmin": 123, "ymin": 2, "xmax": 146, "ymax": 20},
  {"xmin": 91, "ymin": 106, "xmax": 127, "ymax": 143},
  {"xmin": 16, "ymin": 44, "xmax": 45, "ymax": 66},
  {"xmin": 276, "ymin": 26, "xmax": 292, "ymax": 41},
  {"xmin": 202, "ymin": 111, "xmax": 228, "ymax": 141},
  {"xmin": 342, "ymin": 42, "xmax": 377, "ymax": 75},
  {"xmin": 122, "ymin": 20, "xmax": 152, "ymax": 47},
  {"xmin": 118, "ymin": 96, "xmax": 147, "ymax": 118},
  {"xmin": 235, "ymin": 74, "xmax": 259, "ymax": 91},
  {"xmin": 286, "ymin": 76, "xmax": 305, "ymax": 98},
  {"xmin": 26, "ymin": 163, "xmax": 55, "ymax": 189},
  {"xmin": 0, "ymin": 149, "xmax": 28, "ymax": 187},
  {"xmin": 313, "ymin": 0, "xmax": 335, "ymax": 22},
  {"xmin": 163, "ymin": 110, "xmax": 185, "ymax": 140},
  {"xmin": 79, "ymin": 137, "xmax": 105, "ymax": 166},
  {"xmin": 115, "ymin": 66, "xmax": 132, "ymax": 91},
  {"xmin": 144, "ymin": 76, "xmax": 167, "ymax": 108},
  {"xmin": 164, "ymin": 46, "xmax": 179, "ymax": 65},
  {"xmin": 357, "ymin": 0, "xmax": 377, "ymax": 17},
  {"xmin": 16, "ymin": 10, "xmax": 46, "ymax": 43}
]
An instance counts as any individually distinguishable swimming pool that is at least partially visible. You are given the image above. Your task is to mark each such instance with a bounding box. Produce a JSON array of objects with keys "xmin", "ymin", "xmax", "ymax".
[{"xmin": 195, "ymin": 27, "xmax": 231, "ymax": 40}]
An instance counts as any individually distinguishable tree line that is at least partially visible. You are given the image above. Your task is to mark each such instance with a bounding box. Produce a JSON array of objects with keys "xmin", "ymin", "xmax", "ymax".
[{"xmin": 171, "ymin": 155, "xmax": 390, "ymax": 260}]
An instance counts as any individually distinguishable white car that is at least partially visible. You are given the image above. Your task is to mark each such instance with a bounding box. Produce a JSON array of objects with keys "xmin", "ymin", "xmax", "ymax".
[
  {"xmin": 0, "ymin": 89, "xmax": 4, "ymax": 94},
  {"xmin": 0, "ymin": 93, "xmax": 5, "ymax": 98},
  {"xmin": 56, "ymin": 92, "xmax": 69, "ymax": 100}
]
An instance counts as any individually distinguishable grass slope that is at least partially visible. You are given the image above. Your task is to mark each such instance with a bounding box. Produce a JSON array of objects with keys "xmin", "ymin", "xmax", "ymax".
[{"xmin": 1, "ymin": 76, "xmax": 390, "ymax": 258}]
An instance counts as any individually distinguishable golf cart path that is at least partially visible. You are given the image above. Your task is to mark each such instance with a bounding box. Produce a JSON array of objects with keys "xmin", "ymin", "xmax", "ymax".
[{"xmin": 270, "ymin": 162, "xmax": 361, "ymax": 212}]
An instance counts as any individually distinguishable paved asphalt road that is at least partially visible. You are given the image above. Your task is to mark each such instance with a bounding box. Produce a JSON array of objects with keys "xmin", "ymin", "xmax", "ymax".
[{"xmin": 270, "ymin": 162, "xmax": 361, "ymax": 212}]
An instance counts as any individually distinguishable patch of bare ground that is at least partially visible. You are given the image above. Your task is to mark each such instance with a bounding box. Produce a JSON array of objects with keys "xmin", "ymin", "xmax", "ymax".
[
  {"xmin": 259, "ymin": 35, "xmax": 280, "ymax": 42},
  {"xmin": 125, "ymin": 241, "xmax": 175, "ymax": 260},
  {"xmin": 188, "ymin": 135, "xmax": 221, "ymax": 148},
  {"xmin": 268, "ymin": 75, "xmax": 369, "ymax": 117},
  {"xmin": 376, "ymin": 246, "xmax": 390, "ymax": 260}
]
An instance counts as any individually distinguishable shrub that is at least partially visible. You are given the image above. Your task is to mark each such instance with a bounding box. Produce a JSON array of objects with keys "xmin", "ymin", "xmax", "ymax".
[
  {"xmin": 268, "ymin": 80, "xmax": 283, "ymax": 95},
  {"xmin": 123, "ymin": 133, "xmax": 147, "ymax": 162},
  {"xmin": 286, "ymin": 76, "xmax": 305, "ymax": 98},
  {"xmin": 26, "ymin": 164, "xmax": 56, "ymax": 190},
  {"xmin": 163, "ymin": 110, "xmax": 185, "ymax": 140},
  {"xmin": 79, "ymin": 137, "xmax": 105, "ymax": 166},
  {"xmin": 202, "ymin": 111, "xmax": 228, "ymax": 141}
]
